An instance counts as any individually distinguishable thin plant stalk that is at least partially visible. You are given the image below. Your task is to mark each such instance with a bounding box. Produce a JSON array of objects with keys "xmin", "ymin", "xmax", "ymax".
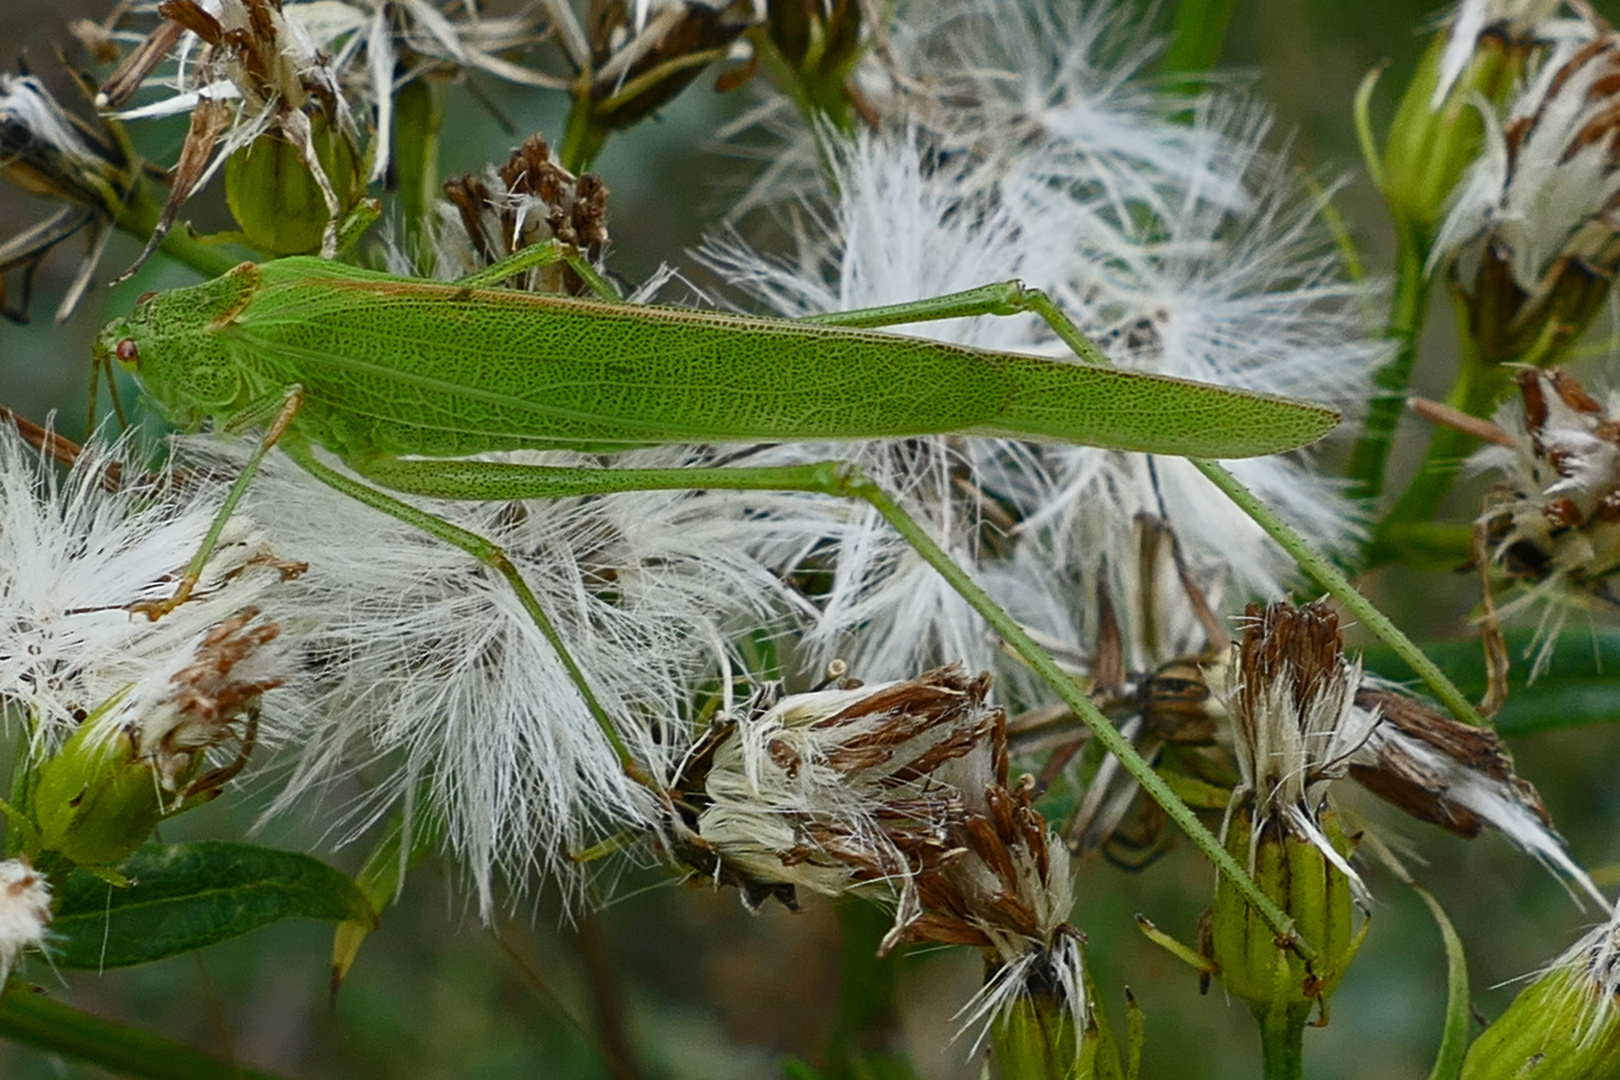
[
  {"xmin": 1347, "ymin": 236, "xmax": 1434, "ymax": 500},
  {"xmin": 1258, "ymin": 1007, "xmax": 1306, "ymax": 1080},
  {"xmin": 1378, "ymin": 316, "xmax": 1507, "ymax": 534},
  {"xmin": 0, "ymin": 988, "xmax": 289, "ymax": 1080},
  {"xmin": 1191, "ymin": 458, "xmax": 1489, "ymax": 728}
]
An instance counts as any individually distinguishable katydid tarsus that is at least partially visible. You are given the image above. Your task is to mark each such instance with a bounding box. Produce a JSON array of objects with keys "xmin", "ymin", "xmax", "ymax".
[{"xmin": 94, "ymin": 241, "xmax": 1338, "ymax": 958}]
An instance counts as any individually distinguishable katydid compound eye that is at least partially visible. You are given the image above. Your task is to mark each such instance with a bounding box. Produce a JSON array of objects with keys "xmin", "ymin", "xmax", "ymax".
[{"xmin": 115, "ymin": 339, "xmax": 139, "ymax": 366}]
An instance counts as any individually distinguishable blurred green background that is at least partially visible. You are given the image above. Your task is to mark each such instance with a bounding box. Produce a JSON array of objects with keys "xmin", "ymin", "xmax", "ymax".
[{"xmin": 3, "ymin": 2, "xmax": 1620, "ymax": 1078}]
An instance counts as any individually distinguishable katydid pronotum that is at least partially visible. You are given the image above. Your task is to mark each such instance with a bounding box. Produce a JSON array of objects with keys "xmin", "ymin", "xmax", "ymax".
[{"xmin": 94, "ymin": 241, "xmax": 1339, "ymax": 956}]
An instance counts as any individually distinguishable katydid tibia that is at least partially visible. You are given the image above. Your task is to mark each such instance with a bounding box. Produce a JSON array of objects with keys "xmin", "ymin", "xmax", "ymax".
[{"xmin": 94, "ymin": 242, "xmax": 1335, "ymax": 955}]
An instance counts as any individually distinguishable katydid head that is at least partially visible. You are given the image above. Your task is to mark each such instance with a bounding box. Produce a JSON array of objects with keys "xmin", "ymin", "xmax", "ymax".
[{"xmin": 93, "ymin": 263, "xmax": 264, "ymax": 428}]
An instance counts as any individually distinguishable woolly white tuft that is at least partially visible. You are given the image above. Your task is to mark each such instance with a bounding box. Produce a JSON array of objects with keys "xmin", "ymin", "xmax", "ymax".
[
  {"xmin": 0, "ymin": 424, "xmax": 303, "ymax": 761},
  {"xmin": 0, "ymin": 859, "xmax": 50, "ymax": 986},
  {"xmin": 205, "ymin": 438, "xmax": 803, "ymax": 916}
]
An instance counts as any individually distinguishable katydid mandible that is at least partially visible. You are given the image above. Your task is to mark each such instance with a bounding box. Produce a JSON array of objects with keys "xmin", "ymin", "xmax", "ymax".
[{"xmin": 94, "ymin": 244, "xmax": 1337, "ymax": 954}]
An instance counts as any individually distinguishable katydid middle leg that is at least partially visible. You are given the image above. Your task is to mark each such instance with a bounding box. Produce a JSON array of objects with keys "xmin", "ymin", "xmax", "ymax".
[
  {"xmin": 350, "ymin": 451, "xmax": 1313, "ymax": 961},
  {"xmin": 133, "ymin": 386, "xmax": 309, "ymax": 620},
  {"xmin": 277, "ymin": 437, "xmax": 656, "ymax": 792}
]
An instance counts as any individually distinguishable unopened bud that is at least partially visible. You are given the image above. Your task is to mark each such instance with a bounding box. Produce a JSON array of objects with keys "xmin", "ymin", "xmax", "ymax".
[
  {"xmin": 761, "ymin": 0, "xmax": 864, "ymax": 127},
  {"xmin": 1209, "ymin": 804, "xmax": 1361, "ymax": 1020},
  {"xmin": 226, "ymin": 115, "xmax": 361, "ymax": 256},
  {"xmin": 1461, "ymin": 914, "xmax": 1620, "ymax": 1080},
  {"xmin": 30, "ymin": 609, "xmax": 283, "ymax": 869},
  {"xmin": 1210, "ymin": 603, "xmax": 1370, "ymax": 1021},
  {"xmin": 566, "ymin": 0, "xmax": 759, "ymax": 168},
  {"xmin": 1433, "ymin": 25, "xmax": 1620, "ymax": 365},
  {"xmin": 0, "ymin": 73, "xmax": 130, "ymax": 214},
  {"xmin": 1381, "ymin": 13, "xmax": 1526, "ymax": 243}
]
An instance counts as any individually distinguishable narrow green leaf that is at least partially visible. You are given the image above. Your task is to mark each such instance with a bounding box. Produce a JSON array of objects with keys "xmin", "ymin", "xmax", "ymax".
[
  {"xmin": 52, "ymin": 841, "xmax": 373, "ymax": 969},
  {"xmin": 1359, "ymin": 628, "xmax": 1620, "ymax": 736},
  {"xmin": 0, "ymin": 988, "xmax": 290, "ymax": 1080},
  {"xmin": 1415, "ymin": 883, "xmax": 1470, "ymax": 1080},
  {"xmin": 332, "ymin": 811, "xmax": 439, "ymax": 995}
]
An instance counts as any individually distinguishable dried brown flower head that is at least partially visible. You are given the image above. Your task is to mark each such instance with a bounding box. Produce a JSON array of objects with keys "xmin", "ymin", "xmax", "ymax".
[
  {"xmin": 670, "ymin": 664, "xmax": 1089, "ymax": 1039},
  {"xmin": 442, "ymin": 134, "xmax": 611, "ymax": 296},
  {"xmin": 1434, "ymin": 22, "xmax": 1620, "ymax": 365}
]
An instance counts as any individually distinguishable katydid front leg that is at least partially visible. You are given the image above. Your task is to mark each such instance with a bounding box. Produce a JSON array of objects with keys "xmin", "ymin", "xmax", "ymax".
[
  {"xmin": 132, "ymin": 386, "xmax": 309, "ymax": 621},
  {"xmin": 351, "ymin": 451, "xmax": 1314, "ymax": 961}
]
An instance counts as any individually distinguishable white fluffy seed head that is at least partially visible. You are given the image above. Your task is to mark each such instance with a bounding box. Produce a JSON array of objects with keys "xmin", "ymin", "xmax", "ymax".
[
  {"xmin": 0, "ymin": 859, "xmax": 50, "ymax": 986},
  {"xmin": 197, "ymin": 437, "xmax": 801, "ymax": 916},
  {"xmin": 0, "ymin": 425, "xmax": 302, "ymax": 767}
]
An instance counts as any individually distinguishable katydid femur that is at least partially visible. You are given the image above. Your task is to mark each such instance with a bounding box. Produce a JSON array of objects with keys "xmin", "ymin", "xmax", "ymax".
[{"xmin": 95, "ymin": 240, "xmax": 1339, "ymax": 956}]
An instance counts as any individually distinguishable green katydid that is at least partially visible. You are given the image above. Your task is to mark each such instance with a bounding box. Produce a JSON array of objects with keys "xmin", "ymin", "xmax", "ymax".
[{"xmin": 94, "ymin": 241, "xmax": 1338, "ymax": 956}]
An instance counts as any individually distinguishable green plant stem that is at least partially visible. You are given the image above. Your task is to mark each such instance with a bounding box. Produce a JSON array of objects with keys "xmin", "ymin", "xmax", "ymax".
[
  {"xmin": 114, "ymin": 183, "xmax": 239, "ymax": 280},
  {"xmin": 841, "ymin": 467, "xmax": 1313, "ymax": 960},
  {"xmin": 0, "ymin": 988, "xmax": 289, "ymax": 1080},
  {"xmin": 1379, "ymin": 333, "xmax": 1507, "ymax": 535},
  {"xmin": 1348, "ymin": 234, "xmax": 1433, "ymax": 500},
  {"xmin": 1257, "ymin": 1007, "xmax": 1306, "ymax": 1080},
  {"xmin": 560, "ymin": 92, "xmax": 608, "ymax": 175},
  {"xmin": 393, "ymin": 78, "xmax": 446, "ymax": 272},
  {"xmin": 1191, "ymin": 459, "xmax": 1489, "ymax": 728},
  {"xmin": 1161, "ymin": 0, "xmax": 1239, "ymax": 77}
]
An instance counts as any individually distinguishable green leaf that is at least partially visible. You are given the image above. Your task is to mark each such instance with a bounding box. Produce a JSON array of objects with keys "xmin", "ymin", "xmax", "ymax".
[
  {"xmin": 52, "ymin": 841, "xmax": 374, "ymax": 969},
  {"xmin": 1415, "ymin": 883, "xmax": 1470, "ymax": 1080},
  {"xmin": 781, "ymin": 1057, "xmax": 825, "ymax": 1080},
  {"xmin": 1360, "ymin": 628, "xmax": 1620, "ymax": 736}
]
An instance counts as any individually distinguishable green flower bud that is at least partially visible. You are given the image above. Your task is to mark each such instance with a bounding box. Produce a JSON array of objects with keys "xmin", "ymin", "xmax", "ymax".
[
  {"xmin": 990, "ymin": 945, "xmax": 1137, "ymax": 1080},
  {"xmin": 1381, "ymin": 28, "xmax": 1518, "ymax": 247},
  {"xmin": 761, "ymin": 0, "xmax": 865, "ymax": 129},
  {"xmin": 1211, "ymin": 603, "xmax": 1371, "ymax": 1027},
  {"xmin": 0, "ymin": 72, "xmax": 131, "ymax": 217},
  {"xmin": 1461, "ymin": 918, "xmax": 1620, "ymax": 1080},
  {"xmin": 562, "ymin": 0, "xmax": 757, "ymax": 169},
  {"xmin": 1379, "ymin": 2, "xmax": 1561, "ymax": 248},
  {"xmin": 32, "ymin": 707, "xmax": 170, "ymax": 869},
  {"xmin": 225, "ymin": 115, "xmax": 360, "ymax": 256},
  {"xmin": 1210, "ymin": 805, "xmax": 1362, "ymax": 1023},
  {"xmin": 1431, "ymin": 25, "xmax": 1620, "ymax": 367},
  {"xmin": 28, "ymin": 609, "xmax": 280, "ymax": 871}
]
